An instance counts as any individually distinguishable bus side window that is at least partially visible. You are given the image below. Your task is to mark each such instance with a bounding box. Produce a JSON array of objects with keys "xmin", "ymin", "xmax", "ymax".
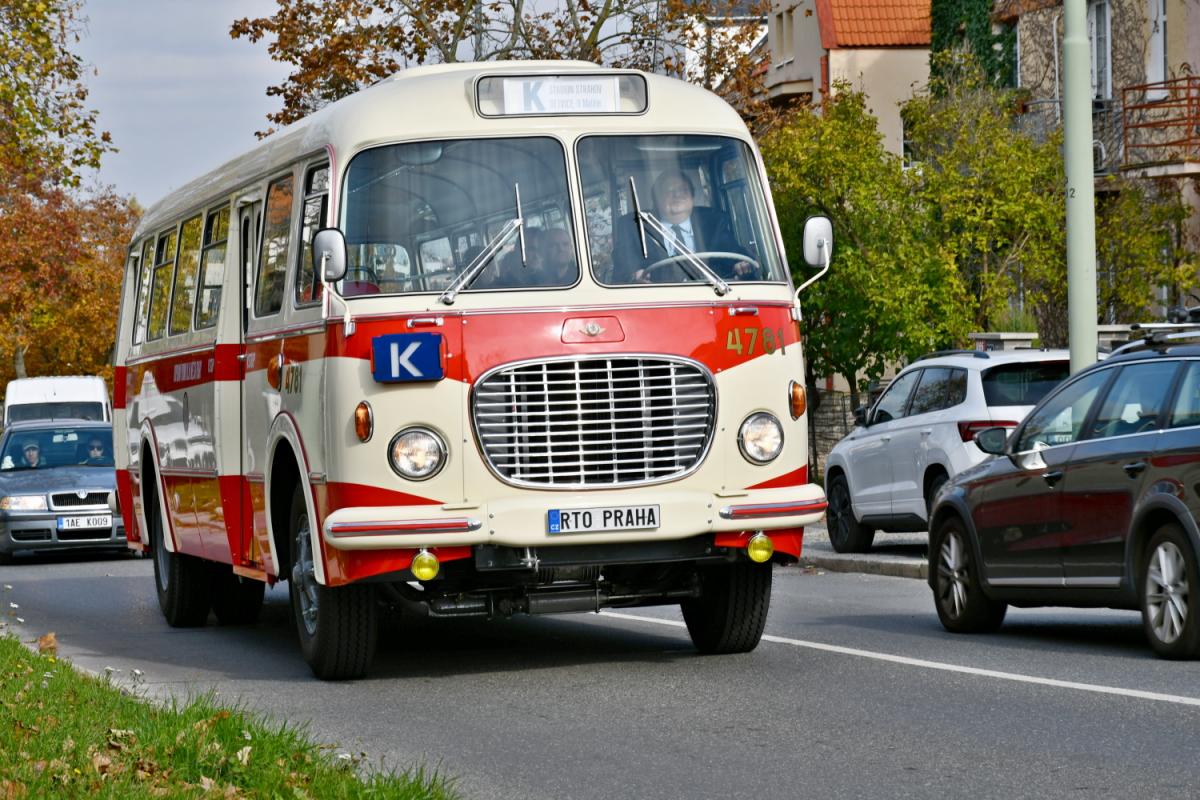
[
  {"xmin": 294, "ymin": 163, "xmax": 329, "ymax": 305},
  {"xmin": 255, "ymin": 174, "xmax": 294, "ymax": 317},
  {"xmin": 132, "ymin": 238, "xmax": 155, "ymax": 345},
  {"xmin": 147, "ymin": 228, "xmax": 179, "ymax": 341},
  {"xmin": 169, "ymin": 215, "xmax": 203, "ymax": 336},
  {"xmin": 195, "ymin": 206, "xmax": 230, "ymax": 330}
]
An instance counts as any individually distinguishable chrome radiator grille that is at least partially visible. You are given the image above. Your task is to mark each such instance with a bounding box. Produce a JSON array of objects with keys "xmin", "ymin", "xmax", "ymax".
[{"xmin": 472, "ymin": 356, "xmax": 716, "ymax": 488}]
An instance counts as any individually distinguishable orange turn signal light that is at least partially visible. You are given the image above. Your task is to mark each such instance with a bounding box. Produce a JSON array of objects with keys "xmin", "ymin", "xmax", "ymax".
[
  {"xmin": 789, "ymin": 381, "xmax": 807, "ymax": 420},
  {"xmin": 354, "ymin": 401, "xmax": 374, "ymax": 442}
]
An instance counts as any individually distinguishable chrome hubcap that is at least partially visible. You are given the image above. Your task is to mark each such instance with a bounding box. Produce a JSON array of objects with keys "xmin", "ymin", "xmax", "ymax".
[
  {"xmin": 291, "ymin": 513, "xmax": 319, "ymax": 636},
  {"xmin": 938, "ymin": 531, "xmax": 969, "ymax": 618},
  {"xmin": 1146, "ymin": 541, "xmax": 1189, "ymax": 644}
]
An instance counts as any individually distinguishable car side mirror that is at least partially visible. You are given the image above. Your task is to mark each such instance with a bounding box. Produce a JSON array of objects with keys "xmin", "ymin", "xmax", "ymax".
[
  {"xmin": 853, "ymin": 405, "xmax": 868, "ymax": 428},
  {"xmin": 312, "ymin": 228, "xmax": 347, "ymax": 283},
  {"xmin": 973, "ymin": 426, "xmax": 1010, "ymax": 455}
]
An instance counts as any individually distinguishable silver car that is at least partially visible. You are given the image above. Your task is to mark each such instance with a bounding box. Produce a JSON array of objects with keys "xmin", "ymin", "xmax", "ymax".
[{"xmin": 0, "ymin": 420, "xmax": 126, "ymax": 564}]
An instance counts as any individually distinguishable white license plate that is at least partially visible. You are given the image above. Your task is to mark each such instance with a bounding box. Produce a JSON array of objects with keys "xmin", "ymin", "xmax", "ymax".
[
  {"xmin": 547, "ymin": 505, "xmax": 660, "ymax": 534},
  {"xmin": 58, "ymin": 515, "xmax": 112, "ymax": 530}
]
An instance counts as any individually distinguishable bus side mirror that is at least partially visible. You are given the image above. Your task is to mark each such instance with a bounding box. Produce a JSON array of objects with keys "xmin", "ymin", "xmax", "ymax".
[
  {"xmin": 802, "ymin": 215, "xmax": 833, "ymax": 268},
  {"xmin": 313, "ymin": 228, "xmax": 347, "ymax": 283},
  {"xmin": 795, "ymin": 215, "xmax": 833, "ymax": 294}
]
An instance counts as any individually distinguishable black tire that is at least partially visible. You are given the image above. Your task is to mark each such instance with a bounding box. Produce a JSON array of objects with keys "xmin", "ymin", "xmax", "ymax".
[
  {"xmin": 1140, "ymin": 523, "xmax": 1200, "ymax": 659},
  {"xmin": 826, "ymin": 472, "xmax": 875, "ymax": 553},
  {"xmin": 210, "ymin": 566, "xmax": 266, "ymax": 625},
  {"xmin": 0, "ymin": 550, "xmax": 13, "ymax": 566},
  {"xmin": 930, "ymin": 516, "xmax": 1006, "ymax": 633},
  {"xmin": 925, "ymin": 471, "xmax": 949, "ymax": 518},
  {"xmin": 288, "ymin": 484, "xmax": 377, "ymax": 680},
  {"xmin": 681, "ymin": 561, "xmax": 772, "ymax": 654},
  {"xmin": 148, "ymin": 491, "xmax": 211, "ymax": 627}
]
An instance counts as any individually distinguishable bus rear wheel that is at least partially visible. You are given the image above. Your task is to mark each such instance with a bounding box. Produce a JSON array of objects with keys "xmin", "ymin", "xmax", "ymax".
[
  {"xmin": 149, "ymin": 491, "xmax": 211, "ymax": 627},
  {"xmin": 288, "ymin": 484, "xmax": 377, "ymax": 680},
  {"xmin": 681, "ymin": 561, "xmax": 772, "ymax": 654}
]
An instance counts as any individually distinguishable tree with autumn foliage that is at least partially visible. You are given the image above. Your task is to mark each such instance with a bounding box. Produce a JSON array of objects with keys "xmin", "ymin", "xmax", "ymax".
[
  {"xmin": 230, "ymin": 0, "xmax": 773, "ymax": 134},
  {"xmin": 0, "ymin": 0, "xmax": 137, "ymax": 386}
]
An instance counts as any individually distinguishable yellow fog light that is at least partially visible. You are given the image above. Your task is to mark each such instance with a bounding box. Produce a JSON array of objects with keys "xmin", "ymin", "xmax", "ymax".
[
  {"xmin": 411, "ymin": 549, "xmax": 440, "ymax": 581},
  {"xmin": 747, "ymin": 533, "xmax": 774, "ymax": 563}
]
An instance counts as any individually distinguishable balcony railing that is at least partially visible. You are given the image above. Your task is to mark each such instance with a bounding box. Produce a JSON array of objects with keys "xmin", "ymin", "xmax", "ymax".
[
  {"xmin": 1016, "ymin": 97, "xmax": 1124, "ymax": 175},
  {"xmin": 1123, "ymin": 77, "xmax": 1200, "ymax": 169}
]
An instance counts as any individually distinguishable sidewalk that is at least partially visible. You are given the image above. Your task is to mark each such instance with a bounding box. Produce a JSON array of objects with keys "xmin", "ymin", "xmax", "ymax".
[{"xmin": 796, "ymin": 522, "xmax": 929, "ymax": 580}]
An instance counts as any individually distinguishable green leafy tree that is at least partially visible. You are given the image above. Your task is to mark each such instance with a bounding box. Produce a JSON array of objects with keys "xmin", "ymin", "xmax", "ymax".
[
  {"xmin": 762, "ymin": 87, "xmax": 971, "ymax": 409},
  {"xmin": 930, "ymin": 0, "xmax": 1015, "ymax": 88},
  {"xmin": 0, "ymin": 0, "xmax": 112, "ymax": 188},
  {"xmin": 903, "ymin": 54, "xmax": 1064, "ymax": 334}
]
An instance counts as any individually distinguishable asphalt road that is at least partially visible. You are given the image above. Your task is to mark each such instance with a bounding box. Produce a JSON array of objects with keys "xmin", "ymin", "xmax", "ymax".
[{"xmin": 3, "ymin": 552, "xmax": 1200, "ymax": 799}]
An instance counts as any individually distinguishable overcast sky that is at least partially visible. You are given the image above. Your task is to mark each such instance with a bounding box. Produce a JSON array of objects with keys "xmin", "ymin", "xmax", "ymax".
[{"xmin": 76, "ymin": 0, "xmax": 291, "ymax": 207}]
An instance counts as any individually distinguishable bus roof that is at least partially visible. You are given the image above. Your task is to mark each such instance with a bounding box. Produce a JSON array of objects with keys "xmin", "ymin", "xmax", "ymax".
[{"xmin": 134, "ymin": 61, "xmax": 751, "ymax": 239}]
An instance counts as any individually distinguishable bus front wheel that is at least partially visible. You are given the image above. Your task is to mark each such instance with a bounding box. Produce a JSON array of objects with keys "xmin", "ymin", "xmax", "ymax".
[
  {"xmin": 681, "ymin": 561, "xmax": 772, "ymax": 654},
  {"xmin": 287, "ymin": 484, "xmax": 377, "ymax": 680}
]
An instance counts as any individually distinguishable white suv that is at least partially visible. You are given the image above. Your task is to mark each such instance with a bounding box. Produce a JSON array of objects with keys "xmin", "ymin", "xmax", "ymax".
[{"xmin": 824, "ymin": 349, "xmax": 1071, "ymax": 552}]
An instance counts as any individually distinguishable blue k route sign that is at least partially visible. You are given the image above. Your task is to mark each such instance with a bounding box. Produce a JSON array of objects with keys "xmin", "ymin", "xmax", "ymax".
[{"xmin": 371, "ymin": 333, "xmax": 444, "ymax": 383}]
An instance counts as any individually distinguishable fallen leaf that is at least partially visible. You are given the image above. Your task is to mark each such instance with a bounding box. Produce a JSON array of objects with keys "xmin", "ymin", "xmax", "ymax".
[
  {"xmin": 92, "ymin": 753, "xmax": 112, "ymax": 776},
  {"xmin": 36, "ymin": 632, "xmax": 56, "ymax": 656},
  {"xmin": 235, "ymin": 745, "xmax": 251, "ymax": 766},
  {"xmin": 0, "ymin": 779, "xmax": 27, "ymax": 799}
]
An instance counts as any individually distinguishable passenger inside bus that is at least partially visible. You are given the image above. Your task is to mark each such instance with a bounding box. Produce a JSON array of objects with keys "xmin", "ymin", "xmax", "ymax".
[
  {"xmin": 610, "ymin": 169, "xmax": 755, "ymax": 284},
  {"xmin": 476, "ymin": 227, "xmax": 578, "ymax": 289}
]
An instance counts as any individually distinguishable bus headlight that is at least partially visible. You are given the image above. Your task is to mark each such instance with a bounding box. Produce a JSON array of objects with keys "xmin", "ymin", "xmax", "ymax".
[
  {"xmin": 738, "ymin": 413, "xmax": 783, "ymax": 464},
  {"xmin": 0, "ymin": 495, "xmax": 47, "ymax": 511},
  {"xmin": 388, "ymin": 427, "xmax": 447, "ymax": 480}
]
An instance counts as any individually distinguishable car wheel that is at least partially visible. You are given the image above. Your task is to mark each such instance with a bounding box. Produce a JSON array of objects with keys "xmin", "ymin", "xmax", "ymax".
[
  {"xmin": 930, "ymin": 516, "xmax": 1006, "ymax": 633},
  {"xmin": 1140, "ymin": 523, "xmax": 1200, "ymax": 659},
  {"xmin": 210, "ymin": 566, "xmax": 265, "ymax": 625},
  {"xmin": 149, "ymin": 492, "xmax": 211, "ymax": 627},
  {"xmin": 826, "ymin": 473, "xmax": 875, "ymax": 553},
  {"xmin": 681, "ymin": 561, "xmax": 772, "ymax": 654},
  {"xmin": 288, "ymin": 484, "xmax": 377, "ymax": 680},
  {"xmin": 925, "ymin": 471, "xmax": 949, "ymax": 518}
]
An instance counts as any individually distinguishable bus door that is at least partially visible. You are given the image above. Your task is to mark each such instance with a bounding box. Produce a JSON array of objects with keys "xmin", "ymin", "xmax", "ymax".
[{"xmin": 235, "ymin": 195, "xmax": 266, "ymax": 569}]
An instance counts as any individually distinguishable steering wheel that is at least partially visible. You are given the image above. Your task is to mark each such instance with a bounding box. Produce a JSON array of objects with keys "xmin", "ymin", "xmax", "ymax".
[
  {"xmin": 343, "ymin": 266, "xmax": 380, "ymax": 284},
  {"xmin": 640, "ymin": 252, "xmax": 761, "ymax": 281}
]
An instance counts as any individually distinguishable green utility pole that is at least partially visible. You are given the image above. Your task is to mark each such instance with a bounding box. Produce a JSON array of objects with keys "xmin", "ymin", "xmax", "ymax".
[{"xmin": 1064, "ymin": 0, "xmax": 1098, "ymax": 371}]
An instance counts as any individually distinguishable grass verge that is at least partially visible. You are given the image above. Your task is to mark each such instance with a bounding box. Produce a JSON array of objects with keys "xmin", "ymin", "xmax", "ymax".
[{"xmin": 0, "ymin": 634, "xmax": 457, "ymax": 798}]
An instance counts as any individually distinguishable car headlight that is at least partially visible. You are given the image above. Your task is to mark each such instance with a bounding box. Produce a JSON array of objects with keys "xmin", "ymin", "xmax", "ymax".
[
  {"xmin": 388, "ymin": 427, "xmax": 447, "ymax": 480},
  {"xmin": 0, "ymin": 495, "xmax": 48, "ymax": 511},
  {"xmin": 738, "ymin": 412, "xmax": 784, "ymax": 464}
]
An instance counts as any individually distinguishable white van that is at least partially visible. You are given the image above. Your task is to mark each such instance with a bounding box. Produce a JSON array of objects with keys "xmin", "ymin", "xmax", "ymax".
[{"xmin": 3, "ymin": 376, "xmax": 112, "ymax": 426}]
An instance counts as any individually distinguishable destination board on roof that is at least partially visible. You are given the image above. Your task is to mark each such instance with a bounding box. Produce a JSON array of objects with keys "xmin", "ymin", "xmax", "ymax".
[{"xmin": 502, "ymin": 76, "xmax": 620, "ymax": 115}]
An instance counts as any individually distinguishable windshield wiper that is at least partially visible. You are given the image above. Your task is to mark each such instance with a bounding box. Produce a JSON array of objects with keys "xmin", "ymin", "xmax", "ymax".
[
  {"xmin": 439, "ymin": 183, "xmax": 526, "ymax": 305},
  {"xmin": 628, "ymin": 176, "xmax": 730, "ymax": 296}
]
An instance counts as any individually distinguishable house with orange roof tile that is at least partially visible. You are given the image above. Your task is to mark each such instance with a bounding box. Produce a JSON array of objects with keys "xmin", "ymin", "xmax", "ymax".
[{"xmin": 765, "ymin": 0, "xmax": 931, "ymax": 155}]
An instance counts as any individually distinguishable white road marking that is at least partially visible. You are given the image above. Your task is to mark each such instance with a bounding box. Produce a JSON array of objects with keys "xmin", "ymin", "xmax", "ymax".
[{"xmin": 600, "ymin": 611, "xmax": 1200, "ymax": 708}]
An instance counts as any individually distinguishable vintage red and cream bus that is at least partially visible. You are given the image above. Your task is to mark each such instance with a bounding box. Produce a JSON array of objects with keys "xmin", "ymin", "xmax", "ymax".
[{"xmin": 113, "ymin": 61, "xmax": 832, "ymax": 679}]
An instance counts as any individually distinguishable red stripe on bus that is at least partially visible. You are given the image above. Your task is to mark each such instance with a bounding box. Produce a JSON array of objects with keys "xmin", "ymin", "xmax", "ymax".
[
  {"xmin": 113, "ymin": 366, "xmax": 127, "ymax": 410},
  {"xmin": 322, "ymin": 544, "xmax": 473, "ymax": 586},
  {"xmin": 745, "ymin": 465, "xmax": 809, "ymax": 490},
  {"xmin": 116, "ymin": 468, "xmax": 135, "ymax": 540},
  {"xmin": 125, "ymin": 344, "xmax": 246, "ymax": 394}
]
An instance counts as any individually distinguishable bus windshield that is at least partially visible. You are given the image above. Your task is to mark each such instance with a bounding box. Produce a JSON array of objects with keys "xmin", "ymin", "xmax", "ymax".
[
  {"xmin": 342, "ymin": 137, "xmax": 577, "ymax": 295},
  {"xmin": 578, "ymin": 135, "xmax": 787, "ymax": 286}
]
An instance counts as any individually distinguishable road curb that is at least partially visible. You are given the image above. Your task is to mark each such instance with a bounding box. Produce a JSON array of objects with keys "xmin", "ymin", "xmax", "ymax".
[{"xmin": 801, "ymin": 553, "xmax": 927, "ymax": 580}]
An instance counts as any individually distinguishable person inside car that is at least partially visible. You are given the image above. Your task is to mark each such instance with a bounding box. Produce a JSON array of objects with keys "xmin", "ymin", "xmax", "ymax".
[
  {"xmin": 79, "ymin": 438, "xmax": 109, "ymax": 466},
  {"xmin": 19, "ymin": 441, "xmax": 41, "ymax": 469}
]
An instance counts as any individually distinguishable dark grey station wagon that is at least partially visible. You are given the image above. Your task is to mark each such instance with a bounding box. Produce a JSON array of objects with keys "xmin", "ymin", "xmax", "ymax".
[{"xmin": 928, "ymin": 335, "xmax": 1200, "ymax": 658}]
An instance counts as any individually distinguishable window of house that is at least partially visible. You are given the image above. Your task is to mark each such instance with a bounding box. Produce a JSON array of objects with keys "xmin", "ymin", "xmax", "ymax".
[
  {"xmin": 1088, "ymin": 0, "xmax": 1111, "ymax": 99},
  {"xmin": 1147, "ymin": 0, "xmax": 1167, "ymax": 96},
  {"xmin": 195, "ymin": 206, "xmax": 229, "ymax": 330}
]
